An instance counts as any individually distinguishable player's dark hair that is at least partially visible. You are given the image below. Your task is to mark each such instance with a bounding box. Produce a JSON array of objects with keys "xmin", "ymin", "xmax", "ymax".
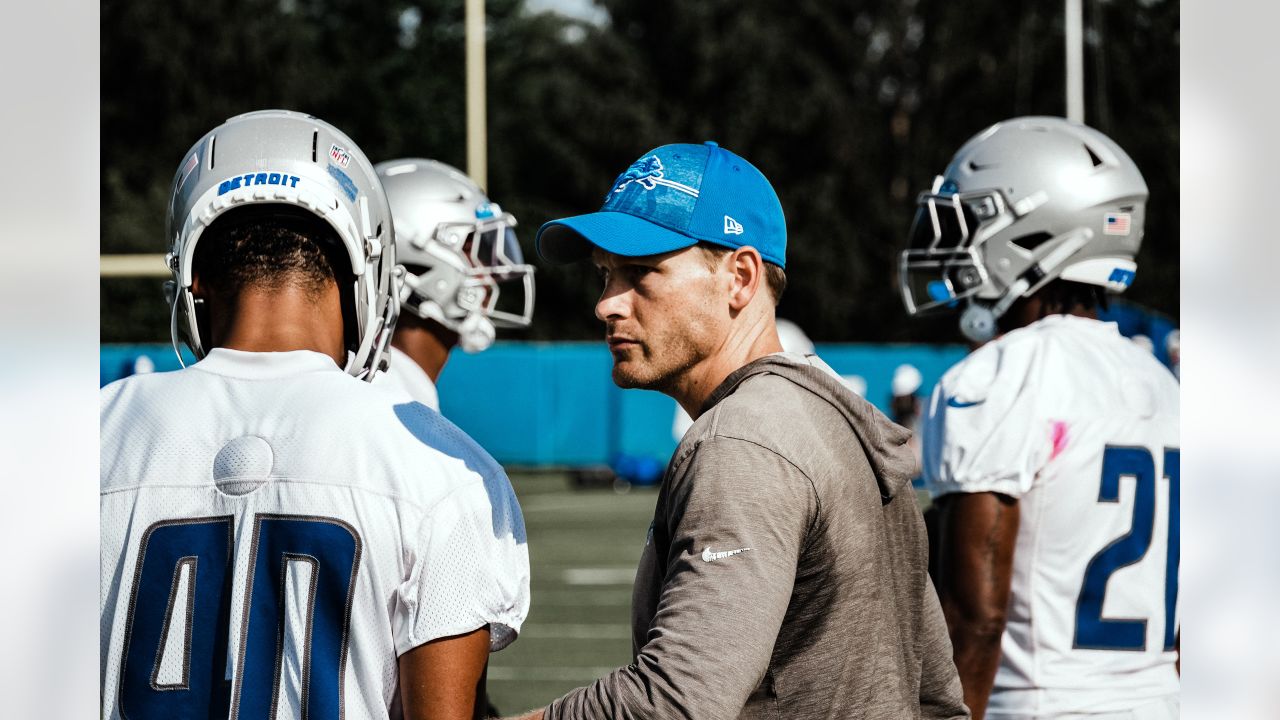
[
  {"xmin": 193, "ymin": 206, "xmax": 350, "ymax": 298},
  {"xmin": 997, "ymin": 279, "xmax": 1109, "ymax": 333},
  {"xmin": 1037, "ymin": 279, "xmax": 1109, "ymax": 315},
  {"xmin": 698, "ymin": 243, "xmax": 787, "ymax": 305}
]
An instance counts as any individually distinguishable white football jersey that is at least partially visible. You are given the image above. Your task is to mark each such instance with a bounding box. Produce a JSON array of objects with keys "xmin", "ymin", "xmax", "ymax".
[
  {"xmin": 100, "ymin": 349, "xmax": 529, "ymax": 720},
  {"xmin": 923, "ymin": 315, "xmax": 1179, "ymax": 718},
  {"xmin": 374, "ymin": 346, "xmax": 440, "ymax": 411}
]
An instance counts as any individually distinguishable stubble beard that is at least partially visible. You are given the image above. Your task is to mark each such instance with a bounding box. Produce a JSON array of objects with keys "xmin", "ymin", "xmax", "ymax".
[{"xmin": 610, "ymin": 335, "xmax": 703, "ymax": 396}]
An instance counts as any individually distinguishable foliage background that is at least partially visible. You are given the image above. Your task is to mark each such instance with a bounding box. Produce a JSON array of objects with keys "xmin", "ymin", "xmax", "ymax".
[{"xmin": 101, "ymin": 0, "xmax": 1178, "ymax": 343}]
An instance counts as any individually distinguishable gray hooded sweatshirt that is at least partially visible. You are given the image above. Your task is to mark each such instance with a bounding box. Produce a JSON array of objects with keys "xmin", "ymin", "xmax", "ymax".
[{"xmin": 546, "ymin": 353, "xmax": 969, "ymax": 720}]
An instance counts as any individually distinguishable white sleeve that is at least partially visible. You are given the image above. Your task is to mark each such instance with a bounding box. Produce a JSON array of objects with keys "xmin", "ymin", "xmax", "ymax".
[
  {"xmin": 922, "ymin": 338, "xmax": 1051, "ymax": 499},
  {"xmin": 393, "ymin": 474, "xmax": 530, "ymax": 655}
]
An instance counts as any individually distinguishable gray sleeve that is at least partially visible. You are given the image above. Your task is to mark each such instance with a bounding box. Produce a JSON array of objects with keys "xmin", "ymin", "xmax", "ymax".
[
  {"xmin": 917, "ymin": 573, "xmax": 970, "ymax": 719},
  {"xmin": 546, "ymin": 436, "xmax": 815, "ymax": 720}
]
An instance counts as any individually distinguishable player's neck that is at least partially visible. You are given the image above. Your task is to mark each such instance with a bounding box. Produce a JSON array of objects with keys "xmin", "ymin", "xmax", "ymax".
[
  {"xmin": 391, "ymin": 322, "xmax": 455, "ymax": 382},
  {"xmin": 1006, "ymin": 298, "xmax": 1098, "ymax": 331},
  {"xmin": 212, "ymin": 283, "xmax": 346, "ymax": 368},
  {"xmin": 1036, "ymin": 305, "xmax": 1098, "ymax": 324}
]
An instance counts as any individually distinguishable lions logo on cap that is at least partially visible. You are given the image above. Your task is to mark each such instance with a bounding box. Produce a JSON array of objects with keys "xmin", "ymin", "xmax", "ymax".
[
  {"xmin": 609, "ymin": 156, "xmax": 699, "ymax": 198},
  {"xmin": 612, "ymin": 156, "xmax": 666, "ymax": 192}
]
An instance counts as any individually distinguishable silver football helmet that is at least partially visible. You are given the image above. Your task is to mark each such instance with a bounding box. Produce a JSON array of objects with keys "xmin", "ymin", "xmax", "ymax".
[
  {"xmin": 164, "ymin": 109, "xmax": 399, "ymax": 380},
  {"xmin": 374, "ymin": 158, "xmax": 535, "ymax": 353},
  {"xmin": 899, "ymin": 116, "xmax": 1148, "ymax": 342}
]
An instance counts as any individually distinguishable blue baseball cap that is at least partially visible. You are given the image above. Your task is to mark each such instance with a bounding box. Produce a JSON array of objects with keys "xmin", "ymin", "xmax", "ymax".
[{"xmin": 535, "ymin": 141, "xmax": 787, "ymax": 268}]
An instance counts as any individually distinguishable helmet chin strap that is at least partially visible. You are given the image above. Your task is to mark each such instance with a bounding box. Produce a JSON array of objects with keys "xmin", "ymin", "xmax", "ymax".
[
  {"xmin": 456, "ymin": 313, "xmax": 496, "ymax": 353},
  {"xmin": 168, "ymin": 285, "xmax": 189, "ymax": 369}
]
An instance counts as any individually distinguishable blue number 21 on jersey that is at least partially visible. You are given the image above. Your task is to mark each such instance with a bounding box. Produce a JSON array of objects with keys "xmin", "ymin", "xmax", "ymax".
[
  {"xmin": 118, "ymin": 514, "xmax": 362, "ymax": 719},
  {"xmin": 1074, "ymin": 447, "xmax": 1179, "ymax": 652}
]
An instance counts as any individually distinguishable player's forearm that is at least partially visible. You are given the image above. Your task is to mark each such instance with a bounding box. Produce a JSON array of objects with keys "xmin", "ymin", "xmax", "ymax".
[
  {"xmin": 938, "ymin": 548, "xmax": 1011, "ymax": 719},
  {"xmin": 934, "ymin": 492, "xmax": 1020, "ymax": 720},
  {"xmin": 946, "ymin": 623, "xmax": 1005, "ymax": 720}
]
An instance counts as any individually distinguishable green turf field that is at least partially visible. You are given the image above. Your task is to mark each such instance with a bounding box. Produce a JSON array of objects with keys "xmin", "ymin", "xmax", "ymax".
[{"xmin": 487, "ymin": 472, "xmax": 658, "ymax": 714}]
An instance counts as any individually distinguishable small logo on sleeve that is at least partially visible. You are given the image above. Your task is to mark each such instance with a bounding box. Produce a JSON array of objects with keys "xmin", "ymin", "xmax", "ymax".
[
  {"xmin": 723, "ymin": 215, "xmax": 744, "ymax": 235},
  {"xmin": 946, "ymin": 396, "xmax": 985, "ymax": 409},
  {"xmin": 701, "ymin": 546, "xmax": 751, "ymax": 562}
]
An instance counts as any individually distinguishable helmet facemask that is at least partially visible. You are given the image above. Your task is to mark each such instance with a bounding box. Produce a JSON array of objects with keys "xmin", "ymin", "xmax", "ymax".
[
  {"xmin": 899, "ymin": 184, "xmax": 1013, "ymax": 315},
  {"xmin": 397, "ymin": 206, "xmax": 535, "ymax": 352}
]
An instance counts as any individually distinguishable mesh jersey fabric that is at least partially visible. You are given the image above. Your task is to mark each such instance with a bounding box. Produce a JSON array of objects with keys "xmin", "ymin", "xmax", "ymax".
[
  {"xmin": 100, "ymin": 348, "xmax": 529, "ymax": 720},
  {"xmin": 922, "ymin": 315, "xmax": 1180, "ymax": 717},
  {"xmin": 373, "ymin": 345, "xmax": 441, "ymax": 412}
]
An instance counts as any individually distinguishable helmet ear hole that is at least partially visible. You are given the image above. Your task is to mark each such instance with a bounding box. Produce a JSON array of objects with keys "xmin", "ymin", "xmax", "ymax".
[{"xmin": 1010, "ymin": 232, "xmax": 1054, "ymax": 252}]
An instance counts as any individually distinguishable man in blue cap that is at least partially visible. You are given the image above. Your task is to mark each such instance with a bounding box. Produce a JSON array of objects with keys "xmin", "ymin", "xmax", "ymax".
[{"xmin": 511, "ymin": 143, "xmax": 967, "ymax": 720}]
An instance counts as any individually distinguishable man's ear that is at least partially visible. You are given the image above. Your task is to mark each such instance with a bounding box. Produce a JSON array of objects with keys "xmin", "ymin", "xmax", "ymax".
[
  {"xmin": 726, "ymin": 247, "xmax": 764, "ymax": 312},
  {"xmin": 190, "ymin": 273, "xmax": 205, "ymax": 299}
]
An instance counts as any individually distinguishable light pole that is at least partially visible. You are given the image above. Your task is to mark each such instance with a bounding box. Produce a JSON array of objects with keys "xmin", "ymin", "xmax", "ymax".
[
  {"xmin": 1065, "ymin": 0, "xmax": 1085, "ymax": 122},
  {"xmin": 465, "ymin": 0, "xmax": 487, "ymax": 189}
]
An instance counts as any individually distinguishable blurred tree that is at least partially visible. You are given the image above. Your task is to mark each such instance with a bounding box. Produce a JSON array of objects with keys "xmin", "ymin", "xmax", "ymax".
[
  {"xmin": 102, "ymin": 0, "xmax": 1178, "ymax": 343},
  {"xmin": 102, "ymin": 0, "xmax": 483, "ymax": 339}
]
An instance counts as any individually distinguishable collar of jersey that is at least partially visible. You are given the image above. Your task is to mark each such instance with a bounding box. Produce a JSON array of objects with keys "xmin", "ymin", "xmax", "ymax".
[
  {"xmin": 193, "ymin": 347, "xmax": 343, "ymax": 379},
  {"xmin": 1034, "ymin": 314, "xmax": 1120, "ymax": 336}
]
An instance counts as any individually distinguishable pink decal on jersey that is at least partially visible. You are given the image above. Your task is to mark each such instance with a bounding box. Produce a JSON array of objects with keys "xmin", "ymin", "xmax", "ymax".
[{"xmin": 1050, "ymin": 421, "xmax": 1070, "ymax": 460}]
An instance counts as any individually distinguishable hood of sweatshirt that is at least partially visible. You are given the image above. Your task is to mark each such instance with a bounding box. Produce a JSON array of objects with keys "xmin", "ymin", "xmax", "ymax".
[{"xmin": 700, "ymin": 352, "xmax": 918, "ymax": 502}]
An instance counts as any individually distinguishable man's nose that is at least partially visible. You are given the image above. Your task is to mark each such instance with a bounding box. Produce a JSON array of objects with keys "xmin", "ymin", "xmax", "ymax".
[{"xmin": 596, "ymin": 282, "xmax": 629, "ymax": 323}]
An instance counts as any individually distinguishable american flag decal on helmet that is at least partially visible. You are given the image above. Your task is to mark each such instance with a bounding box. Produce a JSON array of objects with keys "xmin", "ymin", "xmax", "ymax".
[{"xmin": 1104, "ymin": 213, "xmax": 1131, "ymax": 236}]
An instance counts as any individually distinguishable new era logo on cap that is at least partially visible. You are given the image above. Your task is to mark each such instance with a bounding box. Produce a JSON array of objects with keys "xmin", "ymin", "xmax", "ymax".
[{"xmin": 535, "ymin": 141, "xmax": 787, "ymax": 267}]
